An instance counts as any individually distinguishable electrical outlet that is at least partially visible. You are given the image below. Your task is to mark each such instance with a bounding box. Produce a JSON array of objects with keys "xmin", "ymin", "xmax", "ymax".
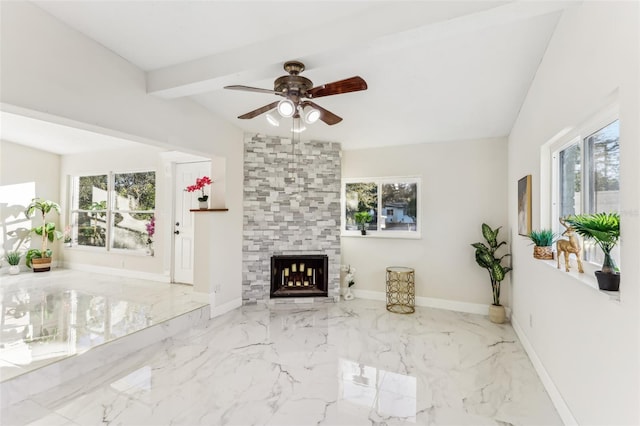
[
  {"xmin": 529, "ymin": 314, "xmax": 533, "ymax": 328},
  {"xmin": 214, "ymin": 284, "xmax": 221, "ymax": 293}
]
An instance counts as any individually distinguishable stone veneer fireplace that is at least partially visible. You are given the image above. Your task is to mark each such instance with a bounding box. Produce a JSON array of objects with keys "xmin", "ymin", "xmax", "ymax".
[{"xmin": 242, "ymin": 133, "xmax": 341, "ymax": 303}]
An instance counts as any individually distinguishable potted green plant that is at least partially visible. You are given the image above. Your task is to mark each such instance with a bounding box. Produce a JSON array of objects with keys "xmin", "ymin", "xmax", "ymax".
[
  {"xmin": 354, "ymin": 211, "xmax": 373, "ymax": 235},
  {"xmin": 524, "ymin": 229, "xmax": 557, "ymax": 260},
  {"xmin": 6, "ymin": 251, "xmax": 21, "ymax": 275},
  {"xmin": 471, "ymin": 223, "xmax": 512, "ymax": 324},
  {"xmin": 565, "ymin": 212, "xmax": 620, "ymax": 291},
  {"xmin": 24, "ymin": 198, "xmax": 62, "ymax": 272}
]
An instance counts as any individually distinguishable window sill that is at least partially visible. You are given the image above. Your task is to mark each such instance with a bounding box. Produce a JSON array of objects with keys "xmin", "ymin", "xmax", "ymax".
[
  {"xmin": 341, "ymin": 232, "xmax": 421, "ymax": 240},
  {"xmin": 63, "ymin": 246, "xmax": 153, "ymax": 257},
  {"xmin": 540, "ymin": 259, "xmax": 620, "ymax": 302}
]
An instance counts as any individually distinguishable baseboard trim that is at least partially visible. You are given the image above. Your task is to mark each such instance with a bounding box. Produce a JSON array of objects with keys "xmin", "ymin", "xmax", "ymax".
[
  {"xmin": 63, "ymin": 262, "xmax": 171, "ymax": 283},
  {"xmin": 352, "ymin": 289, "xmax": 498, "ymax": 316},
  {"xmin": 415, "ymin": 295, "xmax": 491, "ymax": 316},
  {"xmin": 351, "ymin": 289, "xmax": 386, "ymax": 301},
  {"xmin": 511, "ymin": 316, "xmax": 577, "ymax": 425},
  {"xmin": 211, "ymin": 297, "xmax": 242, "ymax": 318}
]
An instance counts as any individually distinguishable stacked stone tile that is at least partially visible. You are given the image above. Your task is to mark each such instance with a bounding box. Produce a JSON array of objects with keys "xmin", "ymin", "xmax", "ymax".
[{"xmin": 242, "ymin": 133, "xmax": 341, "ymax": 304}]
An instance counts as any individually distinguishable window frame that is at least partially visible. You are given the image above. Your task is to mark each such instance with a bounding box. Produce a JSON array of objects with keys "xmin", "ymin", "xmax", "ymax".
[
  {"xmin": 550, "ymin": 104, "xmax": 619, "ymax": 270},
  {"xmin": 70, "ymin": 169, "xmax": 156, "ymax": 254},
  {"xmin": 70, "ymin": 173, "xmax": 109, "ymax": 251},
  {"xmin": 341, "ymin": 176, "xmax": 421, "ymax": 239}
]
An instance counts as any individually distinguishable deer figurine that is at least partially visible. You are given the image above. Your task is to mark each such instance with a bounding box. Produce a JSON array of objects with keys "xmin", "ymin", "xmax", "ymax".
[{"xmin": 557, "ymin": 217, "xmax": 584, "ymax": 273}]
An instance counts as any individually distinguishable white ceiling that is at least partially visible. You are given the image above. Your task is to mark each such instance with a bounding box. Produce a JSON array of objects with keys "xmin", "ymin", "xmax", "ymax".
[
  {"xmin": 0, "ymin": 111, "xmax": 151, "ymax": 155},
  {"xmin": 6, "ymin": 1, "xmax": 572, "ymax": 152}
]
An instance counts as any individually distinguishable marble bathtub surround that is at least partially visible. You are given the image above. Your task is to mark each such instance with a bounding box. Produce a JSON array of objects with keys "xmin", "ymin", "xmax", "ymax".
[{"xmin": 3, "ymin": 299, "xmax": 561, "ymax": 425}]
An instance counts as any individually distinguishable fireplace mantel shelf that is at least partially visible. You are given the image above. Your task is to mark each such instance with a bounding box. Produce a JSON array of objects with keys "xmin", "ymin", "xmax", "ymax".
[{"xmin": 189, "ymin": 208, "xmax": 229, "ymax": 212}]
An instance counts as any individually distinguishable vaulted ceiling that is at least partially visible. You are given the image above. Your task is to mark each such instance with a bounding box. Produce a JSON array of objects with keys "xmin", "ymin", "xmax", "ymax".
[{"xmin": 7, "ymin": 1, "xmax": 573, "ymax": 151}]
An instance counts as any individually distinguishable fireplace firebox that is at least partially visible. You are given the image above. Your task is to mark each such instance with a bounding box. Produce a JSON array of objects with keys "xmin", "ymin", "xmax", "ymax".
[{"xmin": 271, "ymin": 255, "xmax": 329, "ymax": 298}]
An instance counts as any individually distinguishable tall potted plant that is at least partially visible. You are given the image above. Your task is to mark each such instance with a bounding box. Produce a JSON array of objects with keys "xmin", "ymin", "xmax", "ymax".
[
  {"xmin": 25, "ymin": 198, "xmax": 62, "ymax": 272},
  {"xmin": 354, "ymin": 211, "xmax": 372, "ymax": 235},
  {"xmin": 566, "ymin": 212, "xmax": 620, "ymax": 291},
  {"xmin": 471, "ymin": 223, "xmax": 512, "ymax": 323}
]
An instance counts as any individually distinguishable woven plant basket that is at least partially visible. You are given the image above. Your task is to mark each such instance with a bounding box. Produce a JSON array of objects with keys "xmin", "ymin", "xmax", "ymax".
[
  {"xmin": 533, "ymin": 245, "xmax": 554, "ymax": 260},
  {"xmin": 32, "ymin": 257, "xmax": 52, "ymax": 272}
]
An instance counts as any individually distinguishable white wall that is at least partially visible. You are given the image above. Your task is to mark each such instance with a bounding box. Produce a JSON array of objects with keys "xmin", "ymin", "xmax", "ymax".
[
  {"xmin": 0, "ymin": 141, "xmax": 61, "ymax": 204},
  {"xmin": 508, "ymin": 2, "xmax": 639, "ymax": 424},
  {"xmin": 342, "ymin": 138, "xmax": 508, "ymax": 308},
  {"xmin": 0, "ymin": 1, "xmax": 243, "ymax": 302},
  {"xmin": 1, "ymin": 141, "xmax": 61, "ymax": 262}
]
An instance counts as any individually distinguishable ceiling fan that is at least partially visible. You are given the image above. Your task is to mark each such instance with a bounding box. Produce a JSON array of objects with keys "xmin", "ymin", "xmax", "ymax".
[{"xmin": 224, "ymin": 61, "xmax": 367, "ymax": 126}]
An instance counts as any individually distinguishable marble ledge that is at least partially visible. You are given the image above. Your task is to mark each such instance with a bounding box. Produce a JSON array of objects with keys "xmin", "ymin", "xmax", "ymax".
[{"xmin": 1, "ymin": 305, "xmax": 210, "ymax": 409}]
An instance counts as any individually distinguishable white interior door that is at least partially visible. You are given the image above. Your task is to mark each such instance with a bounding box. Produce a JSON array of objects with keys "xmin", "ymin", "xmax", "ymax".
[{"xmin": 173, "ymin": 161, "xmax": 211, "ymax": 284}]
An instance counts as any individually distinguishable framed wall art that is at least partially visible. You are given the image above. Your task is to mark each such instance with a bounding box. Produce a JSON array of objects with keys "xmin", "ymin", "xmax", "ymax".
[{"xmin": 518, "ymin": 175, "xmax": 532, "ymax": 236}]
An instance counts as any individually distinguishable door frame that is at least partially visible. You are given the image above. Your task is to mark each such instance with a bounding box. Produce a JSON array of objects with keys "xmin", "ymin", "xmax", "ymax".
[{"xmin": 161, "ymin": 152, "xmax": 211, "ymax": 284}]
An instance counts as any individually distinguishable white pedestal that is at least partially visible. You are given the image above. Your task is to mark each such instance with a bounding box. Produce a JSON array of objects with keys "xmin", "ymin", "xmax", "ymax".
[{"xmin": 191, "ymin": 208, "xmax": 241, "ymax": 318}]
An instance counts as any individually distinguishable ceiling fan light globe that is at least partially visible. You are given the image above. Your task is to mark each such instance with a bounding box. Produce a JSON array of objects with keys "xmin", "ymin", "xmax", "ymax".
[
  {"xmin": 303, "ymin": 106, "xmax": 320, "ymax": 124},
  {"xmin": 277, "ymin": 99, "xmax": 296, "ymax": 118},
  {"xmin": 266, "ymin": 112, "xmax": 280, "ymax": 127}
]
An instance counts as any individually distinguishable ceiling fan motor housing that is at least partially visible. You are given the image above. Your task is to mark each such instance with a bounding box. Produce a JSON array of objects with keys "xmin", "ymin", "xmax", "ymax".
[{"xmin": 274, "ymin": 75, "xmax": 313, "ymax": 99}]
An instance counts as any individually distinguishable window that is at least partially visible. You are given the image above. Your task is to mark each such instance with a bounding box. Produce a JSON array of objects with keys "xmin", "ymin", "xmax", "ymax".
[
  {"xmin": 74, "ymin": 175, "xmax": 108, "ymax": 247},
  {"xmin": 342, "ymin": 177, "xmax": 420, "ymax": 238},
  {"xmin": 558, "ymin": 142, "xmax": 581, "ymax": 218},
  {"xmin": 553, "ymin": 116, "xmax": 619, "ymax": 266},
  {"xmin": 71, "ymin": 171, "xmax": 156, "ymax": 253}
]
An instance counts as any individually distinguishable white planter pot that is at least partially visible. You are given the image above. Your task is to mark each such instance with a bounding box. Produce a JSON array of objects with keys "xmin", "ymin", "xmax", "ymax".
[
  {"xmin": 344, "ymin": 287, "xmax": 355, "ymax": 301},
  {"xmin": 488, "ymin": 304, "xmax": 506, "ymax": 324},
  {"xmin": 9, "ymin": 265, "xmax": 20, "ymax": 275}
]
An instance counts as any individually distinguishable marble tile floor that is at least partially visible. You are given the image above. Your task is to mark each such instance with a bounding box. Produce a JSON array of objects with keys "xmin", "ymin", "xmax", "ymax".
[
  {"xmin": 3, "ymin": 297, "xmax": 562, "ymax": 425},
  {"xmin": 0, "ymin": 269, "xmax": 207, "ymax": 382}
]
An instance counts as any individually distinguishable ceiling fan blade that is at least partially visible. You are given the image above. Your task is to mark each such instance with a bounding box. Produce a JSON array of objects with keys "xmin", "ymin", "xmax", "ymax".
[
  {"xmin": 307, "ymin": 76, "xmax": 367, "ymax": 99},
  {"xmin": 224, "ymin": 85, "xmax": 280, "ymax": 95},
  {"xmin": 237, "ymin": 101, "xmax": 279, "ymax": 119},
  {"xmin": 303, "ymin": 101, "xmax": 343, "ymax": 125}
]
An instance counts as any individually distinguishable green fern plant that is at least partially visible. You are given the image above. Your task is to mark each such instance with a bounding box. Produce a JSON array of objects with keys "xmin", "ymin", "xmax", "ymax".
[
  {"xmin": 6, "ymin": 251, "xmax": 21, "ymax": 266},
  {"xmin": 471, "ymin": 223, "xmax": 512, "ymax": 306},
  {"xmin": 525, "ymin": 229, "xmax": 557, "ymax": 246},
  {"xmin": 566, "ymin": 212, "xmax": 620, "ymax": 273},
  {"xmin": 354, "ymin": 211, "xmax": 372, "ymax": 230}
]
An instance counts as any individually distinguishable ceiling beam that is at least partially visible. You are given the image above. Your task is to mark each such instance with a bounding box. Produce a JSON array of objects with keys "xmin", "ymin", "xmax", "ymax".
[{"xmin": 146, "ymin": 1, "xmax": 574, "ymax": 99}]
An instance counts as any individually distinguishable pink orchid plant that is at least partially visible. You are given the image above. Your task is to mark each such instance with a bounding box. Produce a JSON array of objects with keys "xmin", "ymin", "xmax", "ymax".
[
  {"xmin": 185, "ymin": 176, "xmax": 213, "ymax": 201},
  {"xmin": 145, "ymin": 216, "xmax": 155, "ymax": 245}
]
